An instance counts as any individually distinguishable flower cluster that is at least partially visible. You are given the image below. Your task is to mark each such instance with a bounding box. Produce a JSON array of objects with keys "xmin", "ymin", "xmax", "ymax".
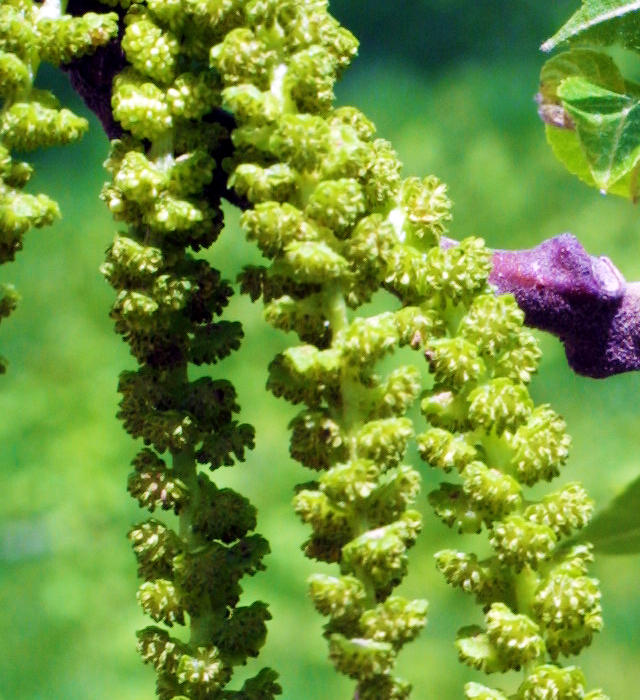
[
  {"xmin": 0, "ymin": 0, "xmax": 117, "ymax": 373},
  {"xmin": 1, "ymin": 1, "xmax": 612, "ymax": 699},
  {"xmin": 95, "ymin": 1, "xmax": 280, "ymax": 698}
]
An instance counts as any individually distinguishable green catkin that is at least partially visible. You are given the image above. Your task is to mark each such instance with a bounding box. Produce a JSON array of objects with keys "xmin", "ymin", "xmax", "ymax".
[
  {"xmin": 416, "ymin": 260, "xmax": 605, "ymax": 697},
  {"xmin": 0, "ymin": 0, "xmax": 118, "ymax": 374},
  {"xmin": 99, "ymin": 2, "xmax": 280, "ymax": 699}
]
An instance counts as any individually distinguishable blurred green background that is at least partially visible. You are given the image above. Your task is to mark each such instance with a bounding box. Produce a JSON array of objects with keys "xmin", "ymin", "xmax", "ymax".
[{"xmin": 2, "ymin": 1, "xmax": 640, "ymax": 699}]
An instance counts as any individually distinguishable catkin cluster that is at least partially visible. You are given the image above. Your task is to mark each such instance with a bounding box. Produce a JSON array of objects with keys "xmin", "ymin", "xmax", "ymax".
[
  {"xmin": 0, "ymin": 1, "xmax": 611, "ymax": 699},
  {"xmin": 207, "ymin": 2, "xmax": 608, "ymax": 699}
]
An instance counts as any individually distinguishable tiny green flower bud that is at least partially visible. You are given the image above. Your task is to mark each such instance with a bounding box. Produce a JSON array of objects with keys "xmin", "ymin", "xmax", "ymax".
[
  {"xmin": 337, "ymin": 312, "xmax": 400, "ymax": 366},
  {"xmin": 308, "ymin": 573, "xmax": 367, "ymax": 622},
  {"xmin": 122, "ymin": 11, "xmax": 179, "ymax": 84},
  {"xmin": 517, "ymin": 664, "xmax": 586, "ymax": 700},
  {"xmin": 417, "ymin": 427, "xmax": 477, "ymax": 473},
  {"xmin": 359, "ymin": 596, "xmax": 428, "ymax": 650},
  {"xmin": 485, "ymin": 602, "xmax": 544, "ymax": 669},
  {"xmin": 467, "ymin": 377, "xmax": 533, "ymax": 435},
  {"xmin": 465, "ymin": 681, "xmax": 509, "ymax": 700},
  {"xmin": 524, "ymin": 482, "xmax": 593, "ymax": 538},
  {"xmin": 507, "ymin": 406, "xmax": 571, "ymax": 486},
  {"xmin": 398, "ymin": 176, "xmax": 452, "ymax": 248},
  {"xmin": 112, "ymin": 69, "xmax": 172, "ymax": 140},
  {"xmin": 137, "ymin": 625, "xmax": 188, "ymax": 674},
  {"xmin": 429, "ymin": 482, "xmax": 484, "ymax": 534},
  {"xmin": 435, "ymin": 549, "xmax": 510, "ymax": 606},
  {"xmin": 355, "ymin": 417, "xmax": 413, "ymax": 470},
  {"xmin": 455, "ymin": 625, "xmax": 510, "ymax": 673},
  {"xmin": 210, "ymin": 27, "xmax": 276, "ymax": 89},
  {"xmin": 424, "ymin": 337, "xmax": 486, "ymax": 390},
  {"xmin": 461, "ymin": 461, "xmax": 522, "ymax": 522},
  {"xmin": 328, "ymin": 633, "xmax": 395, "ymax": 681},
  {"xmin": 137, "ymin": 579, "xmax": 185, "ymax": 626},
  {"xmin": 305, "ymin": 177, "xmax": 366, "ymax": 237},
  {"xmin": 176, "ymin": 646, "xmax": 231, "ymax": 692},
  {"xmin": 490, "ymin": 514, "xmax": 557, "ymax": 571}
]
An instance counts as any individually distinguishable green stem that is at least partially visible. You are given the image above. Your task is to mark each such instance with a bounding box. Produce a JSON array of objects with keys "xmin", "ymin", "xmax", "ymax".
[{"xmin": 514, "ymin": 565, "xmax": 538, "ymax": 616}]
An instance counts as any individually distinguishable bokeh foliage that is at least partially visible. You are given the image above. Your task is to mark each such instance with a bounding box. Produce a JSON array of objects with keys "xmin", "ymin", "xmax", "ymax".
[{"xmin": 1, "ymin": 1, "xmax": 640, "ymax": 699}]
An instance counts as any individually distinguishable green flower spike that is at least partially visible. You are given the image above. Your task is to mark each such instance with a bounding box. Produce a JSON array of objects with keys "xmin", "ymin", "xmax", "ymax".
[
  {"xmin": 207, "ymin": 2, "xmax": 435, "ymax": 697},
  {"xmin": 0, "ymin": 0, "xmax": 117, "ymax": 374},
  {"xmin": 410, "ymin": 215, "xmax": 606, "ymax": 696},
  {"xmin": 98, "ymin": 2, "xmax": 281, "ymax": 699}
]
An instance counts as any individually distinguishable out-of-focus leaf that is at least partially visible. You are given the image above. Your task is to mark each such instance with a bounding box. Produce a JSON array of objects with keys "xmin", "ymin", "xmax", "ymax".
[
  {"xmin": 574, "ymin": 473, "xmax": 640, "ymax": 554},
  {"xmin": 541, "ymin": 0, "xmax": 640, "ymax": 52},
  {"xmin": 539, "ymin": 49, "xmax": 625, "ymax": 99},
  {"xmin": 539, "ymin": 49, "xmax": 640, "ymax": 198}
]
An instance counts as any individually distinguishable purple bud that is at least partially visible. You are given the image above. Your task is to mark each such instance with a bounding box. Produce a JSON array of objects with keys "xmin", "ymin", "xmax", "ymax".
[{"xmin": 488, "ymin": 233, "xmax": 639, "ymax": 378}]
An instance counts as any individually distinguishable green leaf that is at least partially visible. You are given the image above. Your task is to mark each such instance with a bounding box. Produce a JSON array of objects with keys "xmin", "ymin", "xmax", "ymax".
[
  {"xmin": 542, "ymin": 0, "xmax": 640, "ymax": 52},
  {"xmin": 559, "ymin": 75, "xmax": 640, "ymax": 193},
  {"xmin": 574, "ymin": 473, "xmax": 640, "ymax": 554},
  {"xmin": 539, "ymin": 49, "xmax": 640, "ymax": 197},
  {"xmin": 539, "ymin": 49, "xmax": 625, "ymax": 100}
]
